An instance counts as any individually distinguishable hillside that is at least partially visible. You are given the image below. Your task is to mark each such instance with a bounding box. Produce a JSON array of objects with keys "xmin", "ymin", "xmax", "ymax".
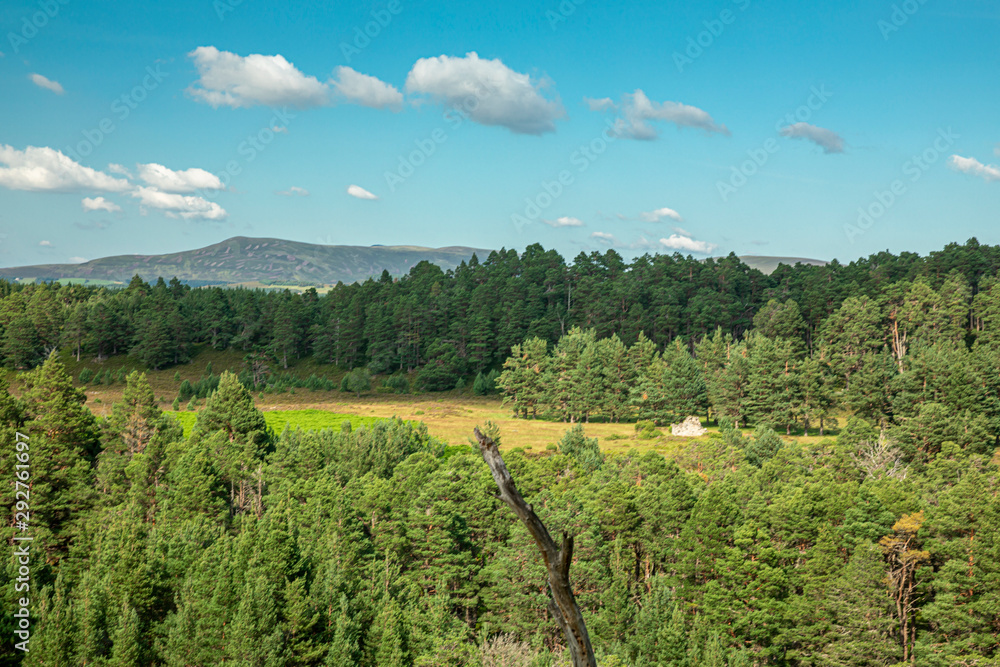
[
  {"xmin": 738, "ymin": 255, "xmax": 828, "ymax": 275},
  {"xmin": 0, "ymin": 237, "xmax": 492, "ymax": 286}
]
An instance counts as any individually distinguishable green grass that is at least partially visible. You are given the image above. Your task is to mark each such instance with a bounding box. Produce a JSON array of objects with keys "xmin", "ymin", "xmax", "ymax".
[{"xmin": 168, "ymin": 408, "xmax": 386, "ymax": 437}]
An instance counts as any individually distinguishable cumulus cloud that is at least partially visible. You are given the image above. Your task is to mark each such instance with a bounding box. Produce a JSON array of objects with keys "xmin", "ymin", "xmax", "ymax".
[
  {"xmin": 405, "ymin": 52, "xmax": 565, "ymax": 135},
  {"xmin": 29, "ymin": 73, "xmax": 64, "ymax": 95},
  {"xmin": 591, "ymin": 231, "xmax": 617, "ymax": 244},
  {"xmin": 276, "ymin": 186, "xmax": 309, "ymax": 196},
  {"xmin": 779, "ymin": 122, "xmax": 845, "ymax": 154},
  {"xmin": 543, "ymin": 216, "xmax": 584, "ymax": 227},
  {"xmin": 187, "ymin": 46, "xmax": 329, "ymax": 108},
  {"xmin": 131, "ymin": 186, "xmax": 228, "ymax": 220},
  {"xmin": 639, "ymin": 207, "xmax": 683, "ymax": 223},
  {"xmin": 107, "ymin": 163, "xmax": 132, "ymax": 177},
  {"xmin": 591, "ymin": 89, "xmax": 729, "ymax": 140},
  {"xmin": 0, "ymin": 145, "xmax": 130, "ymax": 192},
  {"xmin": 137, "ymin": 163, "xmax": 223, "ymax": 193},
  {"xmin": 68, "ymin": 256, "xmax": 87, "ymax": 264},
  {"xmin": 584, "ymin": 97, "xmax": 615, "ymax": 112},
  {"xmin": 949, "ymin": 154, "xmax": 1000, "ymax": 182},
  {"xmin": 330, "ymin": 66, "xmax": 403, "ymax": 110},
  {"xmin": 347, "ymin": 184, "xmax": 378, "ymax": 200},
  {"xmin": 660, "ymin": 233, "xmax": 717, "ymax": 254},
  {"xmin": 82, "ymin": 196, "xmax": 122, "ymax": 212},
  {"xmin": 39, "ymin": 240, "xmax": 53, "ymax": 247}
]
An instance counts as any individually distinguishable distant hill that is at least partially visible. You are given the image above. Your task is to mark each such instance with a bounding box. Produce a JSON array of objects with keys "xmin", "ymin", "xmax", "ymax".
[
  {"xmin": 738, "ymin": 255, "xmax": 828, "ymax": 275},
  {"xmin": 0, "ymin": 237, "xmax": 493, "ymax": 287}
]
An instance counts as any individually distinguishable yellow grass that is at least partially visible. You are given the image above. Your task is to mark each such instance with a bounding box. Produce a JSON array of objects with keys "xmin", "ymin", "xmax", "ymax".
[{"xmin": 12, "ymin": 347, "xmax": 836, "ymax": 454}]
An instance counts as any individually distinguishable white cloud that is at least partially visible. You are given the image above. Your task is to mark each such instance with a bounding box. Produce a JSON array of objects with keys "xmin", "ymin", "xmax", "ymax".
[
  {"xmin": 0, "ymin": 145, "xmax": 130, "ymax": 192},
  {"xmin": 68, "ymin": 256, "xmax": 87, "ymax": 264},
  {"xmin": 130, "ymin": 186, "xmax": 228, "ymax": 220},
  {"xmin": 592, "ymin": 89, "xmax": 729, "ymax": 140},
  {"xmin": 639, "ymin": 207, "xmax": 683, "ymax": 223},
  {"xmin": 405, "ymin": 52, "xmax": 565, "ymax": 135},
  {"xmin": 949, "ymin": 154, "xmax": 1000, "ymax": 182},
  {"xmin": 29, "ymin": 73, "xmax": 64, "ymax": 95},
  {"xmin": 277, "ymin": 186, "xmax": 309, "ymax": 196},
  {"xmin": 107, "ymin": 163, "xmax": 132, "ymax": 177},
  {"xmin": 330, "ymin": 66, "xmax": 403, "ymax": 110},
  {"xmin": 543, "ymin": 216, "xmax": 584, "ymax": 227},
  {"xmin": 187, "ymin": 46, "xmax": 329, "ymax": 108},
  {"xmin": 584, "ymin": 97, "xmax": 615, "ymax": 112},
  {"xmin": 660, "ymin": 234, "xmax": 717, "ymax": 254},
  {"xmin": 347, "ymin": 184, "xmax": 378, "ymax": 200},
  {"xmin": 39, "ymin": 240, "xmax": 53, "ymax": 247},
  {"xmin": 779, "ymin": 122, "xmax": 845, "ymax": 154},
  {"xmin": 137, "ymin": 163, "xmax": 223, "ymax": 193},
  {"xmin": 591, "ymin": 231, "xmax": 617, "ymax": 244},
  {"xmin": 82, "ymin": 196, "xmax": 122, "ymax": 212}
]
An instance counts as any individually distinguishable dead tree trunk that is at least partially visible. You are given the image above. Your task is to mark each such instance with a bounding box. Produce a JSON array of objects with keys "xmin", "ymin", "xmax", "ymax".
[{"xmin": 474, "ymin": 426, "xmax": 597, "ymax": 667}]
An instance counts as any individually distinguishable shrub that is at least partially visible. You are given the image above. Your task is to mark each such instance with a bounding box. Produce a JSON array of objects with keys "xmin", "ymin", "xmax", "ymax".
[
  {"xmin": 78, "ymin": 369, "xmax": 93, "ymax": 383},
  {"xmin": 475, "ymin": 369, "xmax": 502, "ymax": 395},
  {"xmin": 172, "ymin": 397, "xmax": 180, "ymax": 411},
  {"xmin": 173, "ymin": 371, "xmax": 181, "ymax": 381},
  {"xmin": 383, "ymin": 374, "xmax": 410, "ymax": 394},
  {"xmin": 635, "ymin": 420, "xmax": 659, "ymax": 440},
  {"xmin": 342, "ymin": 368, "xmax": 373, "ymax": 397},
  {"xmin": 454, "ymin": 377, "xmax": 467, "ymax": 391},
  {"xmin": 559, "ymin": 424, "xmax": 603, "ymax": 472}
]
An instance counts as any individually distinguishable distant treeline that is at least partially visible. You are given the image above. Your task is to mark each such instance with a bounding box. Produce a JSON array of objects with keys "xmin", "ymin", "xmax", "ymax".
[
  {"xmin": 498, "ymin": 266, "xmax": 1000, "ymax": 452},
  {"xmin": 3, "ymin": 238, "xmax": 1000, "ymax": 392}
]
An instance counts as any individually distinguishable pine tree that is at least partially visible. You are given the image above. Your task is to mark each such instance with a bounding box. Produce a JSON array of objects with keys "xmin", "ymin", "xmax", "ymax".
[{"xmin": 18, "ymin": 352, "xmax": 100, "ymax": 560}]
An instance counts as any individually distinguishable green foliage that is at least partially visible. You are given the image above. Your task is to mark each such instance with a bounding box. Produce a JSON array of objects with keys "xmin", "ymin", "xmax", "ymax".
[
  {"xmin": 473, "ymin": 369, "xmax": 501, "ymax": 396},
  {"xmin": 78, "ymin": 368, "xmax": 94, "ymax": 383},
  {"xmin": 634, "ymin": 420, "xmax": 659, "ymax": 440},
  {"xmin": 342, "ymin": 367, "xmax": 373, "ymax": 397},
  {"xmin": 744, "ymin": 425, "xmax": 785, "ymax": 468},
  {"xmin": 558, "ymin": 423, "xmax": 603, "ymax": 472},
  {"xmin": 384, "ymin": 374, "xmax": 410, "ymax": 394}
]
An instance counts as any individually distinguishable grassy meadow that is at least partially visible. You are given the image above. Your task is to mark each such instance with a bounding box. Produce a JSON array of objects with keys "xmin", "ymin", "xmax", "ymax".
[{"xmin": 5, "ymin": 344, "xmax": 840, "ymax": 456}]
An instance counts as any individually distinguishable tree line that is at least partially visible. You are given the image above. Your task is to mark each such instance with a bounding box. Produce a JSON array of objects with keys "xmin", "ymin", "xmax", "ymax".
[
  {"xmin": 3, "ymin": 238, "xmax": 1000, "ymax": 387},
  {"xmin": 1, "ymin": 356, "xmax": 998, "ymax": 665},
  {"xmin": 498, "ymin": 267, "xmax": 1000, "ymax": 456}
]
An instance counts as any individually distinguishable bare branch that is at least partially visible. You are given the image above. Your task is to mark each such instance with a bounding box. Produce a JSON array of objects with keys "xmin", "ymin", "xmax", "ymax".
[{"xmin": 474, "ymin": 425, "xmax": 597, "ymax": 667}]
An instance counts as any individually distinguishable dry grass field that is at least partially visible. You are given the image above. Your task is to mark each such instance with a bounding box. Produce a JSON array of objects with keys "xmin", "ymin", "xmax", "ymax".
[{"xmin": 5, "ymin": 346, "xmax": 839, "ymax": 455}]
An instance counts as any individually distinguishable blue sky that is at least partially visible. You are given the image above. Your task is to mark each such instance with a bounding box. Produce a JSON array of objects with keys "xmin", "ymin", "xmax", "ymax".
[{"xmin": 1, "ymin": 0, "xmax": 998, "ymax": 268}]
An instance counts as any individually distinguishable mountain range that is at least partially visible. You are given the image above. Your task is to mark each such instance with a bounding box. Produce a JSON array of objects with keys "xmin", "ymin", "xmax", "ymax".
[
  {"xmin": 0, "ymin": 237, "xmax": 493, "ymax": 287},
  {"xmin": 0, "ymin": 237, "xmax": 827, "ymax": 286}
]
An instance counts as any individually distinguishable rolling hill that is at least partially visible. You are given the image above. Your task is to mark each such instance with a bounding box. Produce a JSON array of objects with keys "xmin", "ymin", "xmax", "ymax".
[
  {"xmin": 0, "ymin": 237, "xmax": 493, "ymax": 287},
  {"xmin": 738, "ymin": 255, "xmax": 828, "ymax": 275}
]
